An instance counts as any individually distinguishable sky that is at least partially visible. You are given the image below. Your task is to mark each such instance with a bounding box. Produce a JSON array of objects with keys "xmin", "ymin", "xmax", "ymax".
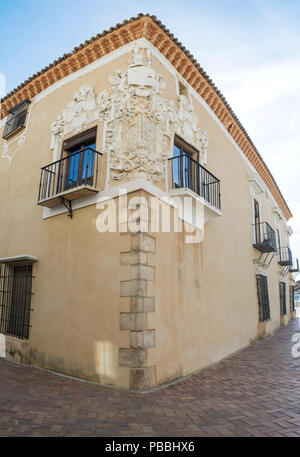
[{"xmin": 1, "ymin": 0, "xmax": 300, "ymax": 272}]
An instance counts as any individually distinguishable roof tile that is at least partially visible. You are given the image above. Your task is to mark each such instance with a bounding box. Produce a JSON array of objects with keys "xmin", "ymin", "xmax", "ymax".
[{"xmin": 0, "ymin": 13, "xmax": 292, "ymax": 220}]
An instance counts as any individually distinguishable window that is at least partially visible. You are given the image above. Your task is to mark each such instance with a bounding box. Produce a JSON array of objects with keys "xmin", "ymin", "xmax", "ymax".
[
  {"xmin": 256, "ymin": 275, "xmax": 270, "ymax": 322},
  {"xmin": 0, "ymin": 263, "xmax": 33, "ymax": 339},
  {"xmin": 277, "ymin": 229, "xmax": 281, "ymax": 252},
  {"xmin": 60, "ymin": 127, "xmax": 97, "ymax": 191},
  {"xmin": 2, "ymin": 100, "xmax": 31, "ymax": 140},
  {"xmin": 254, "ymin": 199, "xmax": 261, "ymax": 244},
  {"xmin": 279, "ymin": 282, "xmax": 286, "ymax": 315},
  {"xmin": 290, "ymin": 286, "xmax": 295, "ymax": 312},
  {"xmin": 173, "ymin": 136, "xmax": 198, "ymax": 190}
]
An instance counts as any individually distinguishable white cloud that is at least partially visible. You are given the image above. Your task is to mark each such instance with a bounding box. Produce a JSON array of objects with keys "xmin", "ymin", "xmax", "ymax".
[
  {"xmin": 0, "ymin": 74, "xmax": 6, "ymax": 98},
  {"xmin": 215, "ymin": 59, "xmax": 300, "ymax": 114},
  {"xmin": 212, "ymin": 58, "xmax": 300, "ymax": 260}
]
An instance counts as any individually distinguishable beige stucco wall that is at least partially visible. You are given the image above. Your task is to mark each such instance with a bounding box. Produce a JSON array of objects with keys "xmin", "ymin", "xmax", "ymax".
[{"xmin": 0, "ymin": 40, "xmax": 295, "ymax": 389}]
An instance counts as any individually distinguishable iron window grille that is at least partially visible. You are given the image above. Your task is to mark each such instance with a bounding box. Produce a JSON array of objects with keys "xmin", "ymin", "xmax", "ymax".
[
  {"xmin": 290, "ymin": 286, "xmax": 295, "ymax": 313},
  {"xmin": 2, "ymin": 100, "xmax": 31, "ymax": 140},
  {"xmin": 279, "ymin": 282, "xmax": 286, "ymax": 316},
  {"xmin": 0, "ymin": 263, "xmax": 34, "ymax": 340},
  {"xmin": 256, "ymin": 274, "xmax": 270, "ymax": 322}
]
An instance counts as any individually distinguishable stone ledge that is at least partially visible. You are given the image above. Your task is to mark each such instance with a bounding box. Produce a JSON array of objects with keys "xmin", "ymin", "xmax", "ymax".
[
  {"xmin": 120, "ymin": 251, "xmax": 148, "ymax": 266},
  {"xmin": 0, "ymin": 334, "xmax": 31, "ymax": 364}
]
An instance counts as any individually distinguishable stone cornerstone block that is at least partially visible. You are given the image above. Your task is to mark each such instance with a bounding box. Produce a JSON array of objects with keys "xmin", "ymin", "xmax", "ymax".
[
  {"xmin": 130, "ymin": 330, "xmax": 155, "ymax": 349},
  {"xmin": 131, "ymin": 233, "xmax": 156, "ymax": 253},
  {"xmin": 120, "ymin": 312, "xmax": 148, "ymax": 331},
  {"xmin": 3, "ymin": 335, "xmax": 31, "ymax": 364},
  {"xmin": 131, "ymin": 264, "xmax": 155, "ymax": 281},
  {"xmin": 119, "ymin": 348, "xmax": 147, "ymax": 367},
  {"xmin": 120, "ymin": 279, "xmax": 147, "ymax": 297},
  {"xmin": 129, "ymin": 366, "xmax": 157, "ymax": 390},
  {"xmin": 130, "ymin": 296, "xmax": 155, "ymax": 313}
]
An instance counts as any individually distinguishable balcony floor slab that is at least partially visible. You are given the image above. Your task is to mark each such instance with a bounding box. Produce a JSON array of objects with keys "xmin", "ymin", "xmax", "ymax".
[{"xmin": 38, "ymin": 185, "xmax": 99, "ymax": 208}]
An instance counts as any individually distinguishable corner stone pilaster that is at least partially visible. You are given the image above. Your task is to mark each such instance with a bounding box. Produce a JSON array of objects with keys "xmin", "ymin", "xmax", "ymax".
[{"xmin": 119, "ymin": 232, "xmax": 156, "ymax": 390}]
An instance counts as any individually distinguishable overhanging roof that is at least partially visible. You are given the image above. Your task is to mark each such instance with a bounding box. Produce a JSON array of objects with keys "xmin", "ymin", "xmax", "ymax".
[{"xmin": 0, "ymin": 13, "xmax": 292, "ymax": 220}]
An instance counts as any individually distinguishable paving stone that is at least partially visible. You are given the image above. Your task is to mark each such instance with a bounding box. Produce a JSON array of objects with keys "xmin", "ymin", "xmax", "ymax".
[{"xmin": 0, "ymin": 318, "xmax": 300, "ymax": 436}]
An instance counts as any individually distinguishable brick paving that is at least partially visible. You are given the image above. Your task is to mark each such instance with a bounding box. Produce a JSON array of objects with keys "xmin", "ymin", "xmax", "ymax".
[{"xmin": 1, "ymin": 318, "xmax": 300, "ymax": 437}]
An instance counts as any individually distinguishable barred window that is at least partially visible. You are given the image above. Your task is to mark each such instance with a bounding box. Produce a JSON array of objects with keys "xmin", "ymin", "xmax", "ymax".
[
  {"xmin": 290, "ymin": 286, "xmax": 295, "ymax": 313},
  {"xmin": 0, "ymin": 262, "xmax": 34, "ymax": 339},
  {"xmin": 2, "ymin": 100, "xmax": 31, "ymax": 140},
  {"xmin": 279, "ymin": 282, "xmax": 286, "ymax": 315},
  {"xmin": 256, "ymin": 274, "xmax": 270, "ymax": 322}
]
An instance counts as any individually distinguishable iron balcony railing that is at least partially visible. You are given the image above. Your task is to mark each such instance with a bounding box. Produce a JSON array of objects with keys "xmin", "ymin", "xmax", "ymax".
[
  {"xmin": 253, "ymin": 221, "xmax": 277, "ymax": 253},
  {"xmin": 289, "ymin": 258, "xmax": 299, "ymax": 273},
  {"xmin": 278, "ymin": 246, "xmax": 293, "ymax": 266},
  {"xmin": 38, "ymin": 147, "xmax": 102, "ymax": 203},
  {"xmin": 168, "ymin": 154, "xmax": 221, "ymax": 210}
]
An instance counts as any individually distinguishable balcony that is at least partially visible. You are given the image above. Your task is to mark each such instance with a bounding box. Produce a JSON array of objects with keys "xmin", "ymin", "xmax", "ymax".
[
  {"xmin": 253, "ymin": 222, "xmax": 277, "ymax": 253},
  {"xmin": 289, "ymin": 258, "xmax": 299, "ymax": 272},
  {"xmin": 168, "ymin": 154, "xmax": 221, "ymax": 210},
  {"xmin": 38, "ymin": 147, "xmax": 102, "ymax": 208},
  {"xmin": 278, "ymin": 247, "xmax": 293, "ymax": 266}
]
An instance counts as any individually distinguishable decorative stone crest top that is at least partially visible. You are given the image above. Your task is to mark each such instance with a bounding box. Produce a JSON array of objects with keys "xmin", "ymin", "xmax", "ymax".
[
  {"xmin": 50, "ymin": 45, "xmax": 209, "ymax": 184},
  {"xmin": 0, "ymin": 14, "xmax": 292, "ymax": 220}
]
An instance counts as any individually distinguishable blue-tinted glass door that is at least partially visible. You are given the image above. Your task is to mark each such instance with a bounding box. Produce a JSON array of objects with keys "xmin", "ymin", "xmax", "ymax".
[
  {"xmin": 81, "ymin": 144, "xmax": 95, "ymax": 183},
  {"xmin": 173, "ymin": 142, "xmax": 193, "ymax": 190},
  {"xmin": 173, "ymin": 144, "xmax": 181, "ymax": 187},
  {"xmin": 65, "ymin": 140, "xmax": 96, "ymax": 189}
]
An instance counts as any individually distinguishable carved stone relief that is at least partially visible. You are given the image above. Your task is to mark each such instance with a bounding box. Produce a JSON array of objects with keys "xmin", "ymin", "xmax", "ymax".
[
  {"xmin": 2, "ymin": 133, "xmax": 27, "ymax": 162},
  {"xmin": 50, "ymin": 85, "xmax": 98, "ymax": 155}
]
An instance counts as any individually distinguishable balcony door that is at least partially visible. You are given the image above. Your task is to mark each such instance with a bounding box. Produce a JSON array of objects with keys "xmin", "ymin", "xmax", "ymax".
[
  {"xmin": 254, "ymin": 199, "xmax": 261, "ymax": 244},
  {"xmin": 173, "ymin": 137, "xmax": 198, "ymax": 192},
  {"xmin": 62, "ymin": 128, "xmax": 97, "ymax": 191},
  {"xmin": 277, "ymin": 229, "xmax": 281, "ymax": 253}
]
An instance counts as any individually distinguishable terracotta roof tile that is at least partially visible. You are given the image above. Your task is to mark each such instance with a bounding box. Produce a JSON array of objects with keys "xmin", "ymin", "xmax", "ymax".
[{"xmin": 0, "ymin": 13, "xmax": 292, "ymax": 220}]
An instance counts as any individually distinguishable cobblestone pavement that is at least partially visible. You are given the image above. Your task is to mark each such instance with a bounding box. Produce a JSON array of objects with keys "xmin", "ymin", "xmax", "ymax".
[{"xmin": 1, "ymin": 318, "xmax": 300, "ymax": 437}]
